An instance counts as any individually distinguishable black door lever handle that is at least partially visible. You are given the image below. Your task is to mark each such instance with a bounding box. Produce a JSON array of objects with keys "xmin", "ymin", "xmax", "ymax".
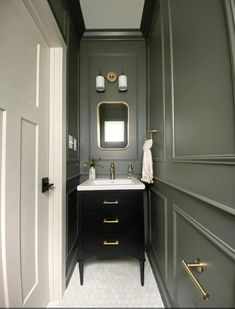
[{"xmin": 42, "ymin": 177, "xmax": 54, "ymax": 193}]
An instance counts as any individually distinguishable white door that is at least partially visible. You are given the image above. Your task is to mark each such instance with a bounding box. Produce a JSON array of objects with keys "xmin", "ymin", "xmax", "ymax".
[{"xmin": 0, "ymin": 0, "xmax": 51, "ymax": 307}]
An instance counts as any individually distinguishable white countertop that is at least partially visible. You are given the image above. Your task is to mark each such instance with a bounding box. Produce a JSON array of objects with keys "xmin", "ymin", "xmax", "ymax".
[{"xmin": 77, "ymin": 177, "xmax": 145, "ymax": 191}]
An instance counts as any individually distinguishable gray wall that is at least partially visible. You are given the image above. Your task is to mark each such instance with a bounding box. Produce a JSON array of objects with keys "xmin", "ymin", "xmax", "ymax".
[
  {"xmin": 147, "ymin": 0, "xmax": 235, "ymax": 307},
  {"xmin": 66, "ymin": 23, "xmax": 80, "ymax": 180},
  {"xmin": 79, "ymin": 39, "xmax": 146, "ymax": 179},
  {"xmin": 65, "ymin": 22, "xmax": 80, "ymax": 285},
  {"xmin": 48, "ymin": 0, "xmax": 81, "ymax": 284},
  {"xmin": 48, "ymin": 0, "xmax": 80, "ymax": 180}
]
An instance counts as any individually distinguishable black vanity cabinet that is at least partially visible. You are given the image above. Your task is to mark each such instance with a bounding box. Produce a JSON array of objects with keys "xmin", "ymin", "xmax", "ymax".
[{"xmin": 77, "ymin": 190, "xmax": 145, "ymax": 285}]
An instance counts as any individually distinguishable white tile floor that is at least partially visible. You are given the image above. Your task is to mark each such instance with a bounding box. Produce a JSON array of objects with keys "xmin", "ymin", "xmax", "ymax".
[{"xmin": 53, "ymin": 255, "xmax": 164, "ymax": 308}]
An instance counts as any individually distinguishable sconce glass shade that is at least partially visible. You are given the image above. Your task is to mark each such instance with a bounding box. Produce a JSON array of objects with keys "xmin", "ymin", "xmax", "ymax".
[
  {"xmin": 118, "ymin": 74, "xmax": 127, "ymax": 91},
  {"xmin": 96, "ymin": 75, "xmax": 105, "ymax": 91}
]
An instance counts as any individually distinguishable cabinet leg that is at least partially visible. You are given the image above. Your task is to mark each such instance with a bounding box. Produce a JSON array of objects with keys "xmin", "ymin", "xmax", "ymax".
[
  {"xmin": 79, "ymin": 261, "xmax": 84, "ymax": 285},
  {"xmin": 140, "ymin": 260, "xmax": 145, "ymax": 286}
]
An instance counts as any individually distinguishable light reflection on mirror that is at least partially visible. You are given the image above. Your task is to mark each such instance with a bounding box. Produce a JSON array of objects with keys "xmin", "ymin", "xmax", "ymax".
[
  {"xmin": 97, "ymin": 101, "xmax": 129, "ymax": 150},
  {"xmin": 104, "ymin": 121, "xmax": 125, "ymax": 142}
]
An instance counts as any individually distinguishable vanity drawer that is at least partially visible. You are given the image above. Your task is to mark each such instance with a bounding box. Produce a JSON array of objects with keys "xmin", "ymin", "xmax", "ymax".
[
  {"xmin": 83, "ymin": 230, "xmax": 144, "ymax": 258},
  {"xmin": 83, "ymin": 208, "xmax": 143, "ymax": 229},
  {"xmin": 83, "ymin": 191, "xmax": 142, "ymax": 210}
]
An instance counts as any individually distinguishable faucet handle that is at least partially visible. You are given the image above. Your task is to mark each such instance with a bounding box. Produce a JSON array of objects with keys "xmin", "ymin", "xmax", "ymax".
[{"xmin": 110, "ymin": 161, "xmax": 115, "ymax": 179}]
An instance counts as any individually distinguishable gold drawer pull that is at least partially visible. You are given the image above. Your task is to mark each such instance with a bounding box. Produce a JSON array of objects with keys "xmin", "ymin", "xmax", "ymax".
[
  {"xmin": 181, "ymin": 259, "xmax": 209, "ymax": 301},
  {"xmin": 103, "ymin": 218, "xmax": 119, "ymax": 224},
  {"xmin": 103, "ymin": 240, "xmax": 119, "ymax": 246},
  {"xmin": 103, "ymin": 200, "xmax": 118, "ymax": 205}
]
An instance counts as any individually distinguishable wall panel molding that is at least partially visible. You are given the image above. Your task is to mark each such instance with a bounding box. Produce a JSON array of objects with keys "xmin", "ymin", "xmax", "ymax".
[
  {"xmin": 154, "ymin": 176, "xmax": 235, "ymax": 216},
  {"xmin": 171, "ymin": 156, "xmax": 235, "ymax": 165},
  {"xmin": 88, "ymin": 53, "xmax": 139, "ymax": 161},
  {"xmin": 153, "ymin": 4, "xmax": 166, "ymax": 162},
  {"xmin": 80, "ymin": 40, "xmax": 146, "ymax": 176},
  {"xmin": 66, "ymin": 185, "xmax": 79, "ymax": 286},
  {"xmin": 88, "ymin": 53, "xmax": 139, "ymax": 162},
  {"xmin": 168, "ymin": 0, "xmax": 235, "ymax": 164},
  {"xmin": 172, "ymin": 203, "xmax": 235, "ymax": 302},
  {"xmin": 148, "ymin": 1, "xmax": 235, "ymax": 306},
  {"xmin": 173, "ymin": 204, "xmax": 235, "ymax": 261},
  {"xmin": 147, "ymin": 245, "xmax": 173, "ymax": 308},
  {"xmin": 224, "ymin": 0, "xmax": 235, "ymax": 110},
  {"xmin": 150, "ymin": 188, "xmax": 168, "ymax": 281},
  {"xmin": 148, "ymin": 3, "xmax": 166, "ymax": 162},
  {"xmin": 66, "ymin": 174, "xmax": 80, "ymax": 185}
]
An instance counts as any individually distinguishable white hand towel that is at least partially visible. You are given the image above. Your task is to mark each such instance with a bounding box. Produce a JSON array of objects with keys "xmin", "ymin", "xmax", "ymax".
[{"xmin": 141, "ymin": 138, "xmax": 154, "ymax": 184}]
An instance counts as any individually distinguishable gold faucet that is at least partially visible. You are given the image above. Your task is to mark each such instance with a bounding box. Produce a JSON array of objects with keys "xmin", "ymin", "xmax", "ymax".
[{"xmin": 110, "ymin": 161, "xmax": 115, "ymax": 179}]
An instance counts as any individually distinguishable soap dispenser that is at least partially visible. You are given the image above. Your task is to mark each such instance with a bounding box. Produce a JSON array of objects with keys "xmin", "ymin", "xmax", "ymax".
[{"xmin": 127, "ymin": 164, "xmax": 133, "ymax": 178}]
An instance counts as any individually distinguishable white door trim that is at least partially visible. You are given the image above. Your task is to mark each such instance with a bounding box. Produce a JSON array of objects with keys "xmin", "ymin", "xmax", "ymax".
[
  {"xmin": 48, "ymin": 47, "xmax": 66, "ymax": 301},
  {"xmin": 0, "ymin": 112, "xmax": 8, "ymax": 307},
  {"xmin": 23, "ymin": 0, "xmax": 67, "ymax": 302}
]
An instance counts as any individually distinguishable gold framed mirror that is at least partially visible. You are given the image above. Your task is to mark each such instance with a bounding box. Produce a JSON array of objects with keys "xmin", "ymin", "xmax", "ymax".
[{"xmin": 97, "ymin": 101, "xmax": 129, "ymax": 150}]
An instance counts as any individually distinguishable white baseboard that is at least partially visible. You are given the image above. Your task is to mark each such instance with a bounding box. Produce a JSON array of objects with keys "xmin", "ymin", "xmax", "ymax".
[{"xmin": 47, "ymin": 301, "xmax": 59, "ymax": 308}]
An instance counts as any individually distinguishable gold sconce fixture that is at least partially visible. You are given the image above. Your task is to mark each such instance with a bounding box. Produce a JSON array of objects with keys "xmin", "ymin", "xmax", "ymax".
[
  {"xmin": 96, "ymin": 70, "xmax": 127, "ymax": 92},
  {"xmin": 106, "ymin": 72, "xmax": 117, "ymax": 83}
]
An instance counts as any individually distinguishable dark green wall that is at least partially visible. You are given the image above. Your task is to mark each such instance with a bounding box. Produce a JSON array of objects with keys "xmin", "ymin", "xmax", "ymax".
[
  {"xmin": 66, "ymin": 23, "xmax": 80, "ymax": 180},
  {"xmin": 47, "ymin": 0, "xmax": 68, "ymax": 41},
  {"xmin": 79, "ymin": 39, "xmax": 146, "ymax": 180},
  {"xmin": 147, "ymin": 0, "xmax": 235, "ymax": 307},
  {"xmin": 48, "ymin": 0, "xmax": 83, "ymax": 285},
  {"xmin": 51, "ymin": 0, "xmax": 84, "ymax": 181},
  {"xmin": 48, "ymin": 0, "xmax": 82, "ymax": 180}
]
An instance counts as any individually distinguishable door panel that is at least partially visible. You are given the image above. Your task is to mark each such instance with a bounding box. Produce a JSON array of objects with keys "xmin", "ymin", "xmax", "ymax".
[
  {"xmin": 20, "ymin": 119, "xmax": 38, "ymax": 302},
  {"xmin": 0, "ymin": 1, "xmax": 50, "ymax": 307}
]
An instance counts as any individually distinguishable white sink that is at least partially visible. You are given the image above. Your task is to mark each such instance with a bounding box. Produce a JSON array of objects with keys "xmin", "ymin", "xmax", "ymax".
[
  {"xmin": 77, "ymin": 177, "xmax": 145, "ymax": 191},
  {"xmin": 93, "ymin": 179, "xmax": 133, "ymax": 185}
]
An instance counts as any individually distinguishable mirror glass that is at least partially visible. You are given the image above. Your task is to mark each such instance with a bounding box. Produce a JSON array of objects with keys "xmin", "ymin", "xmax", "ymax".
[{"xmin": 97, "ymin": 101, "xmax": 129, "ymax": 150}]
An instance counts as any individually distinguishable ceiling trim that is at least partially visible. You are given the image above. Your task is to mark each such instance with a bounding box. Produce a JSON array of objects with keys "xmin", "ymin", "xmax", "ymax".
[
  {"xmin": 141, "ymin": 0, "xmax": 160, "ymax": 39},
  {"xmin": 82, "ymin": 29, "xmax": 145, "ymax": 41},
  {"xmin": 67, "ymin": 0, "xmax": 85, "ymax": 40}
]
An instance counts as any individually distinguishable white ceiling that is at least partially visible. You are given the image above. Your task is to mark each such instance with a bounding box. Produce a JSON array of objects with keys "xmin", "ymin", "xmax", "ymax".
[{"xmin": 80, "ymin": 0, "xmax": 145, "ymax": 30}]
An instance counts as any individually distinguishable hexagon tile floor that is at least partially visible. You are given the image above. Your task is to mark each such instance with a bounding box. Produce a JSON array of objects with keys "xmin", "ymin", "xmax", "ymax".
[{"xmin": 50, "ymin": 255, "xmax": 164, "ymax": 308}]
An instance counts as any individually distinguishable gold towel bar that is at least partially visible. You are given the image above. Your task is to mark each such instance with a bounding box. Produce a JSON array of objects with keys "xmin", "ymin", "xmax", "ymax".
[
  {"xmin": 181, "ymin": 259, "xmax": 209, "ymax": 301},
  {"xmin": 147, "ymin": 129, "xmax": 159, "ymax": 139}
]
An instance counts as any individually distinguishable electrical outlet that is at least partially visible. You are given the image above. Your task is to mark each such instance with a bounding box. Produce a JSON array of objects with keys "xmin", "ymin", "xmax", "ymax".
[
  {"xmin": 73, "ymin": 138, "xmax": 77, "ymax": 151},
  {"xmin": 68, "ymin": 135, "xmax": 73, "ymax": 149}
]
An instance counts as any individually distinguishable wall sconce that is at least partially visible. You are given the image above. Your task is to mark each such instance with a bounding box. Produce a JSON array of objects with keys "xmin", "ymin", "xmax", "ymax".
[
  {"xmin": 96, "ymin": 71, "xmax": 127, "ymax": 92},
  {"xmin": 118, "ymin": 73, "xmax": 127, "ymax": 91},
  {"xmin": 96, "ymin": 73, "xmax": 105, "ymax": 92}
]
